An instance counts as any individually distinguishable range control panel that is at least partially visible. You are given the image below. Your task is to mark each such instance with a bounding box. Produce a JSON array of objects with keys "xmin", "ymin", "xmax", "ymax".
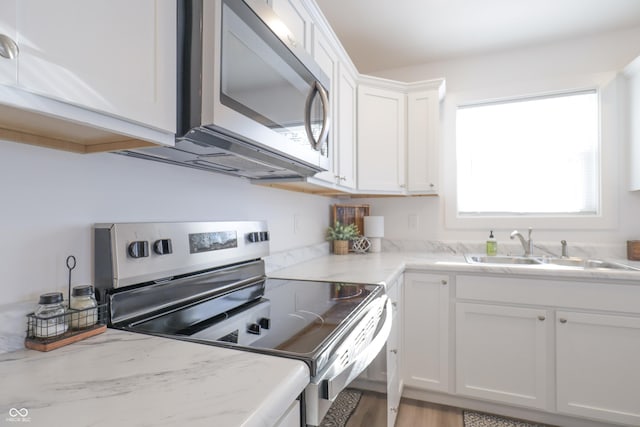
[{"xmin": 95, "ymin": 221, "xmax": 270, "ymax": 289}]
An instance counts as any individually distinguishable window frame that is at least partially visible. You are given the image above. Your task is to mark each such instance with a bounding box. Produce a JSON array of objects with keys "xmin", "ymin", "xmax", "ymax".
[
  {"xmin": 455, "ymin": 89, "xmax": 600, "ymax": 217},
  {"xmin": 444, "ymin": 82, "xmax": 618, "ymax": 231}
]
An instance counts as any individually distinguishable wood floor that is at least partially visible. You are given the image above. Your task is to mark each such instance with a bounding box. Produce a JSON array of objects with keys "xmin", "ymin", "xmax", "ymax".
[{"xmin": 347, "ymin": 391, "xmax": 463, "ymax": 427}]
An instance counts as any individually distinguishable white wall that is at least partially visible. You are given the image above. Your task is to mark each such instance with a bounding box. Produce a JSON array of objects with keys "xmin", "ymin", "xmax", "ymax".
[
  {"xmin": 360, "ymin": 26, "xmax": 640, "ymax": 246},
  {"xmin": 0, "ymin": 140, "xmax": 334, "ymax": 305}
]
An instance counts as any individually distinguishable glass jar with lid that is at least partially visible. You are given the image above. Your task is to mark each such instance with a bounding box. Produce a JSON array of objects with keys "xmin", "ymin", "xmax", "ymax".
[
  {"xmin": 70, "ymin": 285, "xmax": 98, "ymax": 329},
  {"xmin": 34, "ymin": 292, "xmax": 68, "ymax": 338}
]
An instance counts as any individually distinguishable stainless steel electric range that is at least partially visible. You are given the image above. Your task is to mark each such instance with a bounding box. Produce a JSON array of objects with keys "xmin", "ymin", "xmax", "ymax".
[{"xmin": 94, "ymin": 221, "xmax": 390, "ymax": 426}]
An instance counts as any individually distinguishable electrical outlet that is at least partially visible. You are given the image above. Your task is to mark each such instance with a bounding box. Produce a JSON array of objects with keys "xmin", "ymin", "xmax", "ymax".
[
  {"xmin": 408, "ymin": 214, "xmax": 419, "ymax": 230},
  {"xmin": 294, "ymin": 214, "xmax": 302, "ymax": 234}
]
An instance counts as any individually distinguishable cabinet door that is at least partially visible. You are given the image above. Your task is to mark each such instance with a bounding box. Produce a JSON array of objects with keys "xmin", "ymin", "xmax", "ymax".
[
  {"xmin": 455, "ymin": 303, "xmax": 549, "ymax": 409},
  {"xmin": 0, "ymin": 0, "xmax": 17, "ymax": 85},
  {"xmin": 336, "ymin": 66, "xmax": 357, "ymax": 188},
  {"xmin": 357, "ymin": 85, "xmax": 406, "ymax": 192},
  {"xmin": 403, "ymin": 273, "xmax": 449, "ymax": 393},
  {"xmin": 387, "ymin": 275, "xmax": 403, "ymax": 427},
  {"xmin": 270, "ymin": 0, "xmax": 312, "ymax": 53},
  {"xmin": 556, "ymin": 311, "xmax": 640, "ymax": 425},
  {"xmin": 16, "ymin": 0, "xmax": 175, "ymax": 132},
  {"xmin": 274, "ymin": 400, "xmax": 300, "ymax": 427},
  {"xmin": 311, "ymin": 28, "xmax": 338, "ymax": 184},
  {"xmin": 407, "ymin": 90, "xmax": 439, "ymax": 194},
  {"xmin": 625, "ymin": 58, "xmax": 640, "ymax": 191}
]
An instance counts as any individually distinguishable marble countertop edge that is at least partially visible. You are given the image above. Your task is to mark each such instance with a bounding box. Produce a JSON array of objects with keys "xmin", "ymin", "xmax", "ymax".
[{"xmin": 268, "ymin": 252, "xmax": 640, "ymax": 286}]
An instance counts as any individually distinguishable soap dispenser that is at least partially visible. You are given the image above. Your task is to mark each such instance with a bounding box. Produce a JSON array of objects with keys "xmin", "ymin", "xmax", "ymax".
[{"xmin": 486, "ymin": 230, "xmax": 497, "ymax": 256}]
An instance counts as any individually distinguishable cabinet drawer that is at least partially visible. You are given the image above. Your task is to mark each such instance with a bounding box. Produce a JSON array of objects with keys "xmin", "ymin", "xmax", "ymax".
[{"xmin": 457, "ymin": 275, "xmax": 640, "ymax": 314}]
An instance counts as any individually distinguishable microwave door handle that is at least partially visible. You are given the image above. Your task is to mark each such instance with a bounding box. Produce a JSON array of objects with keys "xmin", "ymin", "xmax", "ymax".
[{"xmin": 304, "ymin": 81, "xmax": 331, "ymax": 153}]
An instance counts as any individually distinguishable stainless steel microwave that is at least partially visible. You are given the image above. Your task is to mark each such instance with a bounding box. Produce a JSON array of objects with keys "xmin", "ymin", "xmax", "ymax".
[{"xmin": 175, "ymin": 0, "xmax": 331, "ymax": 176}]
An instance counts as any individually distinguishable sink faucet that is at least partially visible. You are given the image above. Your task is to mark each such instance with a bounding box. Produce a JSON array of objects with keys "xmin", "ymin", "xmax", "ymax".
[{"xmin": 510, "ymin": 228, "xmax": 534, "ymax": 256}]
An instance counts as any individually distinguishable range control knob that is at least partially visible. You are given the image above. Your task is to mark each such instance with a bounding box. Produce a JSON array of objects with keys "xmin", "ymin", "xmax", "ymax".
[
  {"xmin": 247, "ymin": 231, "xmax": 270, "ymax": 243},
  {"xmin": 153, "ymin": 239, "xmax": 173, "ymax": 255},
  {"xmin": 258, "ymin": 317, "xmax": 271, "ymax": 329},
  {"xmin": 247, "ymin": 323, "xmax": 261, "ymax": 335},
  {"xmin": 128, "ymin": 241, "xmax": 149, "ymax": 258}
]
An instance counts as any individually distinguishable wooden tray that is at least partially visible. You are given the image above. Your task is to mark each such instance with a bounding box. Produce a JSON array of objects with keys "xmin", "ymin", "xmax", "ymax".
[
  {"xmin": 331, "ymin": 204, "xmax": 370, "ymax": 253},
  {"xmin": 25, "ymin": 324, "xmax": 107, "ymax": 352},
  {"xmin": 331, "ymin": 204, "xmax": 370, "ymax": 236}
]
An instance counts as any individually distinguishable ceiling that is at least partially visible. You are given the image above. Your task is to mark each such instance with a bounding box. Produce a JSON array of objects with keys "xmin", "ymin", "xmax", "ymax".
[{"xmin": 314, "ymin": 0, "xmax": 640, "ymax": 73}]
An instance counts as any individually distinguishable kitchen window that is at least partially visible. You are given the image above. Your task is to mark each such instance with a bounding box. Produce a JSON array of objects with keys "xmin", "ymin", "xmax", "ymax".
[{"xmin": 456, "ymin": 90, "xmax": 599, "ymax": 216}]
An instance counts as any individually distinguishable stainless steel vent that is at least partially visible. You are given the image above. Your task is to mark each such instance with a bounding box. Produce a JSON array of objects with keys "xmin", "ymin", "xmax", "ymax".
[{"xmin": 117, "ymin": 126, "xmax": 321, "ymax": 181}]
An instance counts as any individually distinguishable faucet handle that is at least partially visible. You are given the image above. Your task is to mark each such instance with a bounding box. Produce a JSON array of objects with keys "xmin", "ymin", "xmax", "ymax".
[{"xmin": 528, "ymin": 227, "xmax": 533, "ymax": 239}]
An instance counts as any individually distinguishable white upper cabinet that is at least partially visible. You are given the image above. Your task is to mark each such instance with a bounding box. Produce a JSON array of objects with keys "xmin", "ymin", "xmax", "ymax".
[
  {"xmin": 624, "ymin": 56, "xmax": 640, "ymax": 191},
  {"xmin": 0, "ymin": 0, "xmax": 18, "ymax": 85},
  {"xmin": 259, "ymin": 0, "xmax": 445, "ymax": 196},
  {"xmin": 310, "ymin": 26, "xmax": 357, "ymax": 190},
  {"xmin": 357, "ymin": 82, "xmax": 406, "ymax": 193},
  {"xmin": 336, "ymin": 66, "xmax": 357, "ymax": 189},
  {"xmin": 407, "ymin": 88, "xmax": 442, "ymax": 194},
  {"xmin": 357, "ymin": 77, "xmax": 444, "ymax": 195},
  {"xmin": 0, "ymin": 0, "xmax": 175, "ymax": 153},
  {"xmin": 270, "ymin": 0, "xmax": 313, "ymax": 53},
  {"xmin": 15, "ymin": 0, "xmax": 175, "ymax": 133}
]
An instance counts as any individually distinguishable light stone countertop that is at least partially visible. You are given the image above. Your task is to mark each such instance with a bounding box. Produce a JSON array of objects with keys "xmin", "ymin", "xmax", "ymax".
[
  {"xmin": 0, "ymin": 329, "xmax": 309, "ymax": 427},
  {"xmin": 2, "ymin": 248, "xmax": 638, "ymax": 427},
  {"xmin": 268, "ymin": 252, "xmax": 640, "ymax": 285}
]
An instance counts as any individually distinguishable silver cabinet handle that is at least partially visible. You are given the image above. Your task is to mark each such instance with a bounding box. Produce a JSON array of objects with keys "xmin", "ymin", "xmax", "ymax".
[
  {"xmin": 304, "ymin": 81, "xmax": 331, "ymax": 154},
  {"xmin": 538, "ymin": 315, "xmax": 546, "ymax": 321},
  {"xmin": 389, "ymin": 349, "xmax": 398, "ymax": 354},
  {"xmin": 390, "ymin": 407, "xmax": 398, "ymax": 413},
  {"xmin": 0, "ymin": 34, "xmax": 19, "ymax": 60},
  {"xmin": 559, "ymin": 318, "xmax": 567, "ymax": 324},
  {"xmin": 391, "ymin": 301, "xmax": 397, "ymax": 307},
  {"xmin": 441, "ymin": 279, "xmax": 448, "ymax": 286}
]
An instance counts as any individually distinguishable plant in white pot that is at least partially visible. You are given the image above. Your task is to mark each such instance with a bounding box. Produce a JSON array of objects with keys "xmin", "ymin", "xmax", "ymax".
[{"xmin": 326, "ymin": 221, "xmax": 360, "ymax": 255}]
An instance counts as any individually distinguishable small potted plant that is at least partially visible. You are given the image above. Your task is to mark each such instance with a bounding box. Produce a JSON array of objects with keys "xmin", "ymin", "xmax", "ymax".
[{"xmin": 326, "ymin": 221, "xmax": 360, "ymax": 255}]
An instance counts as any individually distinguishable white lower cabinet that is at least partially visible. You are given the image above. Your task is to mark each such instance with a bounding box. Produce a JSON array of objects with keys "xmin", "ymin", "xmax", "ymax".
[
  {"xmin": 403, "ymin": 272, "xmax": 450, "ymax": 393},
  {"xmin": 274, "ymin": 399, "xmax": 300, "ymax": 427},
  {"xmin": 386, "ymin": 275, "xmax": 403, "ymax": 427},
  {"xmin": 455, "ymin": 302, "xmax": 550, "ymax": 410},
  {"xmin": 556, "ymin": 311, "xmax": 640, "ymax": 426},
  {"xmin": 356, "ymin": 275, "xmax": 403, "ymax": 427},
  {"xmin": 453, "ymin": 273, "xmax": 640, "ymax": 426}
]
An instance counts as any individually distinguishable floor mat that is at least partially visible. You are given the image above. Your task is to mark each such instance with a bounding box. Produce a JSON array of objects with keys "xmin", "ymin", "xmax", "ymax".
[
  {"xmin": 464, "ymin": 411, "xmax": 550, "ymax": 427},
  {"xmin": 319, "ymin": 389, "xmax": 362, "ymax": 427}
]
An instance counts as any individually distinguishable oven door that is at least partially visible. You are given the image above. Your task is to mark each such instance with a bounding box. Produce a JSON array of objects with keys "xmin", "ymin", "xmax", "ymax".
[
  {"xmin": 196, "ymin": 0, "xmax": 330, "ymax": 170},
  {"xmin": 304, "ymin": 296, "xmax": 392, "ymax": 426}
]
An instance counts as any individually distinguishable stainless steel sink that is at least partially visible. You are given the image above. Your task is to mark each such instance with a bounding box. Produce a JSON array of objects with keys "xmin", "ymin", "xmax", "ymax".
[
  {"xmin": 464, "ymin": 255, "xmax": 542, "ymax": 265},
  {"xmin": 464, "ymin": 254, "xmax": 640, "ymax": 271},
  {"xmin": 541, "ymin": 257, "xmax": 640, "ymax": 271}
]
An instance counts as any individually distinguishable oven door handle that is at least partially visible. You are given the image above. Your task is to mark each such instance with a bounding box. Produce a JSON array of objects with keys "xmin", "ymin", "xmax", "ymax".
[{"xmin": 320, "ymin": 297, "xmax": 392, "ymax": 401}]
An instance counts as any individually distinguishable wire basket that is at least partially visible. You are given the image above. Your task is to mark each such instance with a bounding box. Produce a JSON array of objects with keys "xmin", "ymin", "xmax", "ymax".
[{"xmin": 25, "ymin": 304, "xmax": 108, "ymax": 351}]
